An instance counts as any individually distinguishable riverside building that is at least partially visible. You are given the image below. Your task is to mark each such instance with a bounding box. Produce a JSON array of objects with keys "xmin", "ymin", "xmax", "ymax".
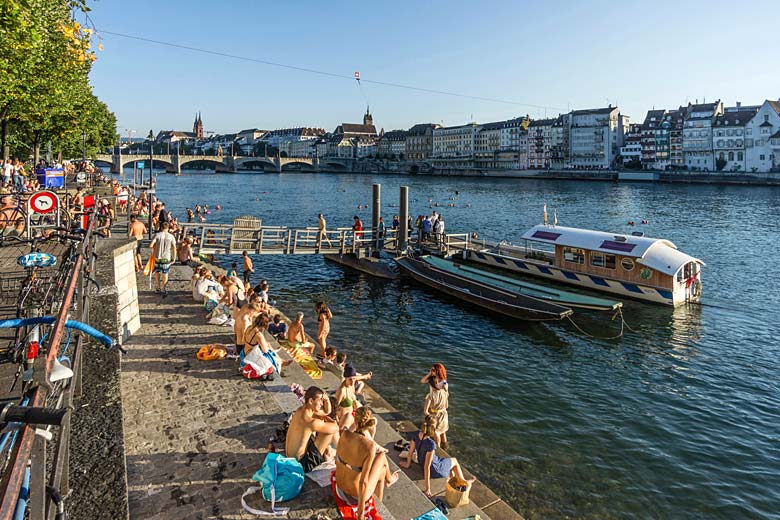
[
  {"xmin": 682, "ymin": 101, "xmax": 723, "ymax": 171},
  {"xmin": 405, "ymin": 123, "xmax": 440, "ymax": 160},
  {"xmin": 569, "ymin": 106, "xmax": 627, "ymax": 169},
  {"xmin": 527, "ymin": 118, "xmax": 555, "ymax": 168},
  {"xmin": 432, "ymin": 122, "xmax": 479, "ymax": 168},
  {"xmin": 745, "ymin": 99, "xmax": 780, "ymax": 172}
]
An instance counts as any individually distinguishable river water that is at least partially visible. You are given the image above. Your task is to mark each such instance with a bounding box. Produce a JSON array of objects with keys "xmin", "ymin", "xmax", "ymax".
[{"xmin": 149, "ymin": 171, "xmax": 779, "ymax": 519}]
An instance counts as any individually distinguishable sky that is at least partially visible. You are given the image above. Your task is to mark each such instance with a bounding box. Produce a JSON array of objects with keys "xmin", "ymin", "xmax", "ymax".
[{"xmin": 87, "ymin": 0, "xmax": 779, "ymax": 136}]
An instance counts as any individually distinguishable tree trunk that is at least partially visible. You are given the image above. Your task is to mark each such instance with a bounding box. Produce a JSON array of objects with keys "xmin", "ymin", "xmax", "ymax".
[
  {"xmin": 1, "ymin": 119, "xmax": 8, "ymax": 162},
  {"xmin": 33, "ymin": 131, "xmax": 41, "ymax": 167}
]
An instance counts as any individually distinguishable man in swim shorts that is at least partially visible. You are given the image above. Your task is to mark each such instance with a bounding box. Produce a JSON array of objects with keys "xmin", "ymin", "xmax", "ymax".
[
  {"xmin": 128, "ymin": 214, "xmax": 148, "ymax": 272},
  {"xmin": 285, "ymin": 386, "xmax": 339, "ymax": 472},
  {"xmin": 150, "ymin": 221, "xmax": 176, "ymax": 296}
]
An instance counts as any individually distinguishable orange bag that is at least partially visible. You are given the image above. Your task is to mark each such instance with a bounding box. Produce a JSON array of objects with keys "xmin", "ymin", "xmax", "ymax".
[{"xmin": 197, "ymin": 344, "xmax": 227, "ymax": 361}]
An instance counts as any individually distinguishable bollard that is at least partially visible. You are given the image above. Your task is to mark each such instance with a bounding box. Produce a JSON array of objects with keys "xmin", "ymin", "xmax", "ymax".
[
  {"xmin": 372, "ymin": 184, "xmax": 381, "ymax": 251},
  {"xmin": 399, "ymin": 186, "xmax": 409, "ymax": 251}
]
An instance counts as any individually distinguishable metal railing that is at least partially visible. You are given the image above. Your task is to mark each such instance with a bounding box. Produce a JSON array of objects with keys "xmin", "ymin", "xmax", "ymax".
[{"xmin": 0, "ymin": 215, "xmax": 97, "ymax": 520}]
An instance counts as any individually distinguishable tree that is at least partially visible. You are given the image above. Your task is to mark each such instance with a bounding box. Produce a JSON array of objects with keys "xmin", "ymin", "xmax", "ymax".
[{"xmin": 715, "ymin": 157, "xmax": 727, "ymax": 171}]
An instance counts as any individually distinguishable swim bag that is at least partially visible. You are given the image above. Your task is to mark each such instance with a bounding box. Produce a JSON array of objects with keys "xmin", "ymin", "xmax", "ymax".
[
  {"xmin": 240, "ymin": 453, "xmax": 303, "ymax": 515},
  {"xmin": 196, "ymin": 344, "xmax": 226, "ymax": 361}
]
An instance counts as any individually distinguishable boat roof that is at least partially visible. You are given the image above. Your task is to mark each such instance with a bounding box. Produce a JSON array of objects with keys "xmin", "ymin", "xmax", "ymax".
[{"xmin": 521, "ymin": 225, "xmax": 704, "ymax": 276}]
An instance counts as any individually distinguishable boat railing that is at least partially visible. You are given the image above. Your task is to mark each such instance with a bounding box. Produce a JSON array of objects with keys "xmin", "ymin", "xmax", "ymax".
[{"xmin": 444, "ymin": 233, "xmax": 470, "ymax": 251}]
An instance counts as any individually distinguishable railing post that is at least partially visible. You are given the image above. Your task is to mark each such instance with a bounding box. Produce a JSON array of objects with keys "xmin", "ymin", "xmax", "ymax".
[
  {"xmin": 399, "ymin": 186, "xmax": 409, "ymax": 251},
  {"xmin": 372, "ymin": 183, "xmax": 381, "ymax": 250}
]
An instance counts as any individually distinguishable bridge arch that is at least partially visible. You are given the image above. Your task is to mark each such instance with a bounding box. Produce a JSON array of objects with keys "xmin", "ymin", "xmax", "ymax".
[
  {"xmin": 280, "ymin": 161, "xmax": 315, "ymax": 171},
  {"xmin": 322, "ymin": 161, "xmax": 347, "ymax": 170},
  {"xmin": 179, "ymin": 157, "xmax": 227, "ymax": 170},
  {"xmin": 234, "ymin": 158, "xmax": 276, "ymax": 170}
]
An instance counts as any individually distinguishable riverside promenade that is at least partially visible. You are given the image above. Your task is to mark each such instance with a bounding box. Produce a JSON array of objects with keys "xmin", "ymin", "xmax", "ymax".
[{"xmin": 119, "ymin": 258, "xmax": 523, "ymax": 519}]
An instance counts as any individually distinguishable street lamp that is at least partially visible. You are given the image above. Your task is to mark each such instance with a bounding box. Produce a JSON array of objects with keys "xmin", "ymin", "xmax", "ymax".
[
  {"xmin": 81, "ymin": 130, "xmax": 86, "ymax": 161},
  {"xmin": 147, "ymin": 129, "xmax": 155, "ymax": 235}
]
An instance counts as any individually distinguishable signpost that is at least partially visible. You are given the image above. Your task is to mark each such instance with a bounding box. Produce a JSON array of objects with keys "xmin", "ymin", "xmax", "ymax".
[{"xmin": 27, "ymin": 190, "xmax": 61, "ymax": 237}]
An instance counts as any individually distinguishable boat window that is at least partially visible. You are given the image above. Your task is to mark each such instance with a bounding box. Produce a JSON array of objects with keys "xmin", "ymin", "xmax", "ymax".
[
  {"xmin": 621, "ymin": 258, "xmax": 635, "ymax": 271},
  {"xmin": 591, "ymin": 252, "xmax": 616, "ymax": 269},
  {"xmin": 563, "ymin": 247, "xmax": 585, "ymax": 264}
]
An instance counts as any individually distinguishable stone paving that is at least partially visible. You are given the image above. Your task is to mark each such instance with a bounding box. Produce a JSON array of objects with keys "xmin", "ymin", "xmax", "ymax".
[{"xmin": 120, "ymin": 265, "xmax": 337, "ymax": 520}]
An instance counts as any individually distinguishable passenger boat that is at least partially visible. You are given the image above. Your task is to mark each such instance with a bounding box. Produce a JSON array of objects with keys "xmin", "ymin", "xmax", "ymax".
[
  {"xmin": 424, "ymin": 255, "xmax": 622, "ymax": 311},
  {"xmin": 395, "ymin": 255, "xmax": 573, "ymax": 321},
  {"xmin": 463, "ymin": 225, "xmax": 704, "ymax": 306}
]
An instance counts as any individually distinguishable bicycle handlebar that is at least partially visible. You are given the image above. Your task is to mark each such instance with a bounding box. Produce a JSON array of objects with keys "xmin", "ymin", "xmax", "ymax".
[{"xmin": 0, "ymin": 404, "xmax": 67, "ymax": 427}]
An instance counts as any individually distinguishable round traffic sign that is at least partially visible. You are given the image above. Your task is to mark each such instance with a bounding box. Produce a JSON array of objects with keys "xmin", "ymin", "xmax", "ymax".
[{"xmin": 29, "ymin": 191, "xmax": 58, "ymax": 214}]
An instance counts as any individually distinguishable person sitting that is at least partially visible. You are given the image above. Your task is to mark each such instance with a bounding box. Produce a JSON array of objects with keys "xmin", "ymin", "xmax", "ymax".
[
  {"xmin": 334, "ymin": 407, "xmax": 399, "ymax": 517},
  {"xmin": 317, "ymin": 346, "xmax": 337, "ymax": 368},
  {"xmin": 335, "ymin": 364, "xmax": 372, "ymax": 430},
  {"xmin": 399, "ymin": 415, "xmax": 474, "ymax": 498},
  {"xmin": 286, "ymin": 386, "xmax": 339, "ymax": 473},
  {"xmin": 227, "ymin": 262, "xmax": 238, "ymax": 278},
  {"xmin": 287, "ymin": 312, "xmax": 314, "ymax": 351},
  {"xmin": 268, "ymin": 314, "xmax": 288, "ymax": 339},
  {"xmin": 178, "ymin": 237, "xmax": 195, "ymax": 266}
]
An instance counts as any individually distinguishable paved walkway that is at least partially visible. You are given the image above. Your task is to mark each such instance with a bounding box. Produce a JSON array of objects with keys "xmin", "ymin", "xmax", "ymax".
[
  {"xmin": 120, "ymin": 265, "xmax": 338, "ymax": 519},
  {"xmin": 121, "ymin": 260, "xmax": 522, "ymax": 519}
]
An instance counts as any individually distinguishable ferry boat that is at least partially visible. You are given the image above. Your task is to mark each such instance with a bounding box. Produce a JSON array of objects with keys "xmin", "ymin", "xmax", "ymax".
[{"xmin": 463, "ymin": 225, "xmax": 704, "ymax": 306}]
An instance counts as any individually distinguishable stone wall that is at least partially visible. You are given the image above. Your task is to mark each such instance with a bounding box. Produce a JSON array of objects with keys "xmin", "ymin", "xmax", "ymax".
[{"xmin": 91, "ymin": 237, "xmax": 140, "ymax": 344}]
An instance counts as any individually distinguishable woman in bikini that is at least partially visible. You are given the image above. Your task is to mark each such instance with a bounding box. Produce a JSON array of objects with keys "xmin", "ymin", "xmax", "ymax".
[
  {"xmin": 335, "ymin": 407, "xmax": 399, "ymax": 520},
  {"xmin": 243, "ymin": 313, "xmax": 280, "ymax": 374},
  {"xmin": 335, "ymin": 363, "xmax": 361, "ymax": 431},
  {"xmin": 315, "ymin": 301, "xmax": 332, "ymax": 357}
]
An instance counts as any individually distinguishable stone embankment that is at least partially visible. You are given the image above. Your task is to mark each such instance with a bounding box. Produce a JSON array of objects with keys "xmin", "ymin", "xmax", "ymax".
[{"xmin": 116, "ymin": 257, "xmax": 524, "ymax": 519}]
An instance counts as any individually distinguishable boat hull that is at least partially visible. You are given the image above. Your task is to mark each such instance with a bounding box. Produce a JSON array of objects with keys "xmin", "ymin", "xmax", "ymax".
[
  {"xmin": 396, "ymin": 256, "xmax": 572, "ymax": 321},
  {"xmin": 425, "ymin": 255, "xmax": 621, "ymax": 311},
  {"xmin": 465, "ymin": 249, "xmax": 678, "ymax": 306}
]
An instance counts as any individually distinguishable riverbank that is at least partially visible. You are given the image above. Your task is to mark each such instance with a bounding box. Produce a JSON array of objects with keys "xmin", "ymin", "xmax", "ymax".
[{"xmin": 117, "ymin": 251, "xmax": 523, "ymax": 519}]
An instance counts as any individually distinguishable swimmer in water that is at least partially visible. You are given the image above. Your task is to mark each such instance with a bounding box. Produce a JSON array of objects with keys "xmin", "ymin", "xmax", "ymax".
[
  {"xmin": 216, "ymin": 205, "xmax": 221, "ymax": 211},
  {"xmin": 641, "ymin": 219, "xmax": 648, "ymax": 224}
]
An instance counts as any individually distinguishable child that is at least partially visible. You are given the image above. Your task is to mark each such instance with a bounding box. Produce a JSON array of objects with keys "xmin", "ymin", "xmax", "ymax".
[
  {"xmin": 317, "ymin": 346, "xmax": 337, "ymax": 368},
  {"xmin": 226, "ymin": 262, "xmax": 238, "ymax": 278}
]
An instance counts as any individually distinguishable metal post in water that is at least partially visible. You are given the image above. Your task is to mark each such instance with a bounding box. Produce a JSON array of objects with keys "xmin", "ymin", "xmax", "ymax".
[
  {"xmin": 399, "ymin": 185, "xmax": 409, "ymax": 251},
  {"xmin": 372, "ymin": 183, "xmax": 381, "ymax": 251}
]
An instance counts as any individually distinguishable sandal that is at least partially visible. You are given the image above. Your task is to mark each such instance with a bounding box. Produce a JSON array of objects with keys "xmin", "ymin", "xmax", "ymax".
[{"xmin": 393, "ymin": 440, "xmax": 410, "ymax": 451}]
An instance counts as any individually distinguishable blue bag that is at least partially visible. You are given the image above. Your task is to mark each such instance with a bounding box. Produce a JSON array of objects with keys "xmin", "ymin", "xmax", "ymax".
[{"xmin": 242, "ymin": 452, "xmax": 304, "ymax": 515}]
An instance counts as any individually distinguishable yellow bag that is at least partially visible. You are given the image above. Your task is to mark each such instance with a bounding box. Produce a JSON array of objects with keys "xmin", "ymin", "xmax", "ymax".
[
  {"xmin": 445, "ymin": 476, "xmax": 471, "ymax": 508},
  {"xmin": 197, "ymin": 344, "xmax": 227, "ymax": 361}
]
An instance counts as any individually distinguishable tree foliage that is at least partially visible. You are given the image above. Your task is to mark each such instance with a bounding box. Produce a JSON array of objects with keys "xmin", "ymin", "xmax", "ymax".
[{"xmin": 0, "ymin": 0, "xmax": 116, "ymax": 161}]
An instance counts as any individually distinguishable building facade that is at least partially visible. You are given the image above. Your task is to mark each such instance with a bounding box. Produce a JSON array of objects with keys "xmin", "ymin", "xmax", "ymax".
[
  {"xmin": 432, "ymin": 123, "xmax": 479, "ymax": 168},
  {"xmin": 475, "ymin": 122, "xmax": 503, "ymax": 169},
  {"xmin": 569, "ymin": 106, "xmax": 625, "ymax": 168},
  {"xmin": 377, "ymin": 130, "xmax": 408, "ymax": 158},
  {"xmin": 527, "ymin": 118, "xmax": 555, "ymax": 168},
  {"xmin": 640, "ymin": 109, "xmax": 665, "ymax": 169},
  {"xmin": 682, "ymin": 101, "xmax": 723, "ymax": 171},
  {"xmin": 745, "ymin": 100, "xmax": 780, "ymax": 172},
  {"xmin": 712, "ymin": 107, "xmax": 757, "ymax": 172},
  {"xmin": 550, "ymin": 114, "xmax": 570, "ymax": 169},
  {"xmin": 621, "ymin": 123, "xmax": 643, "ymax": 166},
  {"xmin": 405, "ymin": 123, "xmax": 440, "ymax": 160}
]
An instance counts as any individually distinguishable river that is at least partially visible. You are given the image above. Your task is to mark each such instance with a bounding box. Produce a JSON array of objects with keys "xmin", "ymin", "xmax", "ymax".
[{"xmin": 146, "ymin": 170, "xmax": 779, "ymax": 519}]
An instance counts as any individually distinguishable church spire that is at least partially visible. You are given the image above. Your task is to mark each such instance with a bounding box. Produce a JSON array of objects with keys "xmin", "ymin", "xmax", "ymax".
[{"xmin": 363, "ymin": 105, "xmax": 373, "ymax": 126}]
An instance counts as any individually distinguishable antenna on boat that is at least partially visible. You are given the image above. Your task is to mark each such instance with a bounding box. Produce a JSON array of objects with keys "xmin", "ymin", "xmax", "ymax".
[
  {"xmin": 553, "ymin": 209, "xmax": 558, "ymax": 227},
  {"xmin": 543, "ymin": 203, "xmax": 548, "ymax": 225}
]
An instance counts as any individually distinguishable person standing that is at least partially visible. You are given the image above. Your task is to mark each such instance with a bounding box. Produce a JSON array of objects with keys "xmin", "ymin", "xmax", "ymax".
[
  {"xmin": 315, "ymin": 301, "xmax": 332, "ymax": 357},
  {"xmin": 149, "ymin": 221, "xmax": 177, "ymax": 296},
  {"xmin": 3, "ymin": 159, "xmax": 13, "ymax": 186},
  {"xmin": 421, "ymin": 363, "xmax": 449, "ymax": 448},
  {"xmin": 242, "ymin": 250, "xmax": 254, "ymax": 286},
  {"xmin": 128, "ymin": 214, "xmax": 148, "ymax": 272},
  {"xmin": 433, "ymin": 216, "xmax": 444, "ymax": 249},
  {"xmin": 391, "ymin": 214, "xmax": 400, "ymax": 231},
  {"xmin": 352, "ymin": 215, "xmax": 364, "ymax": 243},
  {"xmin": 317, "ymin": 213, "xmax": 332, "ymax": 250},
  {"xmin": 377, "ymin": 216, "xmax": 386, "ymax": 250}
]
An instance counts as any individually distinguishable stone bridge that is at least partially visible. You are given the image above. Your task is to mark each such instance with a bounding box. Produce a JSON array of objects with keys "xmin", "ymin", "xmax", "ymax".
[{"xmin": 94, "ymin": 153, "xmax": 355, "ymax": 174}]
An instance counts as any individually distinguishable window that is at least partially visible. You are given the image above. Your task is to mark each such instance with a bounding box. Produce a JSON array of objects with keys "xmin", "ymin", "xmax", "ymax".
[
  {"xmin": 728, "ymin": 152, "xmax": 734, "ymax": 161},
  {"xmin": 621, "ymin": 258, "xmax": 635, "ymax": 271},
  {"xmin": 591, "ymin": 252, "xmax": 616, "ymax": 269},
  {"xmin": 563, "ymin": 247, "xmax": 585, "ymax": 264},
  {"xmin": 738, "ymin": 151, "xmax": 743, "ymax": 161},
  {"xmin": 760, "ymin": 154, "xmax": 766, "ymax": 161}
]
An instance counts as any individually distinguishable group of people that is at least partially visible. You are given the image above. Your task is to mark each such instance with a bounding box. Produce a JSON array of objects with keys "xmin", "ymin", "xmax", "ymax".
[
  {"xmin": 415, "ymin": 211, "xmax": 446, "ymax": 248},
  {"xmin": 184, "ymin": 203, "xmax": 221, "ymax": 223},
  {"xmin": 285, "ymin": 359, "xmax": 472, "ymax": 515}
]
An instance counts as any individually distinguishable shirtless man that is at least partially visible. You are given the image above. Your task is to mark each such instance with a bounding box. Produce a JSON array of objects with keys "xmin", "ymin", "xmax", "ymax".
[
  {"xmin": 234, "ymin": 301, "xmax": 263, "ymax": 357},
  {"xmin": 128, "ymin": 214, "xmax": 148, "ymax": 272},
  {"xmin": 287, "ymin": 312, "xmax": 313, "ymax": 351},
  {"xmin": 285, "ymin": 386, "xmax": 339, "ymax": 473},
  {"xmin": 242, "ymin": 250, "xmax": 254, "ymax": 286}
]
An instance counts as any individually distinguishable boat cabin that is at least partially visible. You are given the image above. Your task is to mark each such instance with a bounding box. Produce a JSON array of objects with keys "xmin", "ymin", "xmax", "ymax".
[{"xmin": 514, "ymin": 225, "xmax": 705, "ymax": 305}]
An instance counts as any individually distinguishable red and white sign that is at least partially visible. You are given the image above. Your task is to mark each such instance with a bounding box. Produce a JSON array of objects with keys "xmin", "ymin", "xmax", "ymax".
[
  {"xmin": 28, "ymin": 191, "xmax": 58, "ymax": 214},
  {"xmin": 354, "ymin": 71, "xmax": 360, "ymax": 80}
]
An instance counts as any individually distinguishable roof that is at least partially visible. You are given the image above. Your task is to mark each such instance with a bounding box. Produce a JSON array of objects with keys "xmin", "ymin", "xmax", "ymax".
[
  {"xmin": 687, "ymin": 102, "xmax": 720, "ymax": 113},
  {"xmin": 480, "ymin": 121, "xmax": 504, "ymax": 131},
  {"xmin": 767, "ymin": 100, "xmax": 780, "ymax": 115},
  {"xmin": 643, "ymin": 109, "xmax": 667, "ymax": 126},
  {"xmin": 770, "ymin": 130, "xmax": 780, "ymax": 139},
  {"xmin": 335, "ymin": 123, "xmax": 377, "ymax": 136},
  {"xmin": 570, "ymin": 107, "xmax": 617, "ymax": 116},
  {"xmin": 714, "ymin": 110, "xmax": 757, "ymax": 126},
  {"xmin": 520, "ymin": 224, "xmax": 704, "ymax": 276},
  {"xmin": 528, "ymin": 118, "xmax": 556, "ymax": 127},
  {"xmin": 381, "ymin": 130, "xmax": 408, "ymax": 141},
  {"xmin": 407, "ymin": 123, "xmax": 440, "ymax": 135}
]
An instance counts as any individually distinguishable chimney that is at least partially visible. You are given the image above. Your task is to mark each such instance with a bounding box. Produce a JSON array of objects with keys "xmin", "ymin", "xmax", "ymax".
[{"xmin": 736, "ymin": 101, "xmax": 742, "ymax": 109}]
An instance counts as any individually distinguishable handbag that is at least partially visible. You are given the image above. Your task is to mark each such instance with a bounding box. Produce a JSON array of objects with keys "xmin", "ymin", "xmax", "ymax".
[
  {"xmin": 243, "ymin": 346, "xmax": 274, "ymax": 378},
  {"xmin": 445, "ymin": 476, "xmax": 471, "ymax": 508},
  {"xmin": 241, "ymin": 453, "xmax": 304, "ymax": 515}
]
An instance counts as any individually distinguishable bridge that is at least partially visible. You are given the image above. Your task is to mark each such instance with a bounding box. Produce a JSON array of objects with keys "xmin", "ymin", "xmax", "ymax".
[{"xmin": 94, "ymin": 153, "xmax": 355, "ymax": 175}]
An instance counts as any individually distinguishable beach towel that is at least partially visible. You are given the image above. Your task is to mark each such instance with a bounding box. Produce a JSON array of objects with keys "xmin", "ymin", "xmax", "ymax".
[
  {"xmin": 330, "ymin": 471, "xmax": 381, "ymax": 520},
  {"xmin": 413, "ymin": 507, "xmax": 448, "ymax": 520},
  {"xmin": 196, "ymin": 344, "xmax": 227, "ymax": 360},
  {"xmin": 143, "ymin": 255, "xmax": 156, "ymax": 276},
  {"xmin": 284, "ymin": 342, "xmax": 322, "ymax": 379}
]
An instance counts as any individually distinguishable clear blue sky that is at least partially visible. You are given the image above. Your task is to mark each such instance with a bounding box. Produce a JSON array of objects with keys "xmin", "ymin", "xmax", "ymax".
[{"xmin": 87, "ymin": 0, "xmax": 778, "ymax": 136}]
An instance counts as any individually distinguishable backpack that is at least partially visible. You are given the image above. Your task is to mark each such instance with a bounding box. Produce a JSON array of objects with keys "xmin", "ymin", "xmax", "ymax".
[{"xmin": 241, "ymin": 453, "xmax": 304, "ymax": 515}]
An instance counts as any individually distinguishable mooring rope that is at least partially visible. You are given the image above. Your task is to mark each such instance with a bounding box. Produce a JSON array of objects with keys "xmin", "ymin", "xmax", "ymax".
[{"xmin": 566, "ymin": 307, "xmax": 636, "ymax": 340}]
